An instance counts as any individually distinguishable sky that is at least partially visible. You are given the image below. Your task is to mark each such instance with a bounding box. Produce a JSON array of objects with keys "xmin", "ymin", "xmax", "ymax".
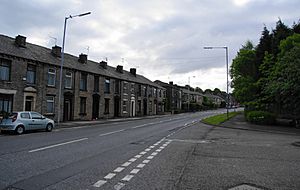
[{"xmin": 1, "ymin": 0, "xmax": 299, "ymax": 92}]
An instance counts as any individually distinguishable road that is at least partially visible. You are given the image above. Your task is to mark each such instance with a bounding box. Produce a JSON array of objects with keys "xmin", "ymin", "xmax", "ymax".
[{"xmin": 1, "ymin": 109, "xmax": 299, "ymax": 190}]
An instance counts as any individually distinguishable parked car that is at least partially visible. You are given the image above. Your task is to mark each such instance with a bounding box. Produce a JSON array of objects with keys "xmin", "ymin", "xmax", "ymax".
[{"xmin": 0, "ymin": 112, "xmax": 55, "ymax": 135}]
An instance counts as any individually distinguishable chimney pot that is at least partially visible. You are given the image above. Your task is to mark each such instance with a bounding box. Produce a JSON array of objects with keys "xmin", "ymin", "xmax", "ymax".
[
  {"xmin": 130, "ymin": 68, "xmax": 136, "ymax": 76},
  {"xmin": 78, "ymin": 54, "xmax": 87, "ymax": 64},
  {"xmin": 100, "ymin": 61, "xmax": 107, "ymax": 69},
  {"xmin": 51, "ymin": 46, "xmax": 61, "ymax": 57},
  {"xmin": 15, "ymin": 35, "xmax": 26, "ymax": 47},
  {"xmin": 116, "ymin": 65, "xmax": 123, "ymax": 73},
  {"xmin": 169, "ymin": 81, "xmax": 173, "ymax": 85}
]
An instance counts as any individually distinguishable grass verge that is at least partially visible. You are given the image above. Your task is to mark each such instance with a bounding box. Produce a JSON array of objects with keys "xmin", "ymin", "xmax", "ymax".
[{"xmin": 202, "ymin": 111, "xmax": 242, "ymax": 125}]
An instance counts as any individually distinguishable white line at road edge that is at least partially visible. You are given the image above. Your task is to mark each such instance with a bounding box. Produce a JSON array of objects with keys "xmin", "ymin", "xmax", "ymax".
[{"xmin": 28, "ymin": 138, "xmax": 88, "ymax": 153}]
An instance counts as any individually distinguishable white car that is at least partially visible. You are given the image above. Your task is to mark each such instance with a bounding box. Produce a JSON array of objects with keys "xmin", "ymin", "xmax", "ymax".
[{"xmin": 0, "ymin": 112, "xmax": 55, "ymax": 135}]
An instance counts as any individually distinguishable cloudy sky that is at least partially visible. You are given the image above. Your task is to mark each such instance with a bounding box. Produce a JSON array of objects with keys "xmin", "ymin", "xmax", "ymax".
[{"xmin": 1, "ymin": 0, "xmax": 299, "ymax": 91}]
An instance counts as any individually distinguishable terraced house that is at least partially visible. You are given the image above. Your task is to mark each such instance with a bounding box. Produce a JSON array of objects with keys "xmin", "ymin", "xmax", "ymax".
[{"xmin": 0, "ymin": 34, "xmax": 166, "ymax": 122}]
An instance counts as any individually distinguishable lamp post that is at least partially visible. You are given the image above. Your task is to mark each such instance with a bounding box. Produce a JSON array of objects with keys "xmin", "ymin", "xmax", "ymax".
[
  {"xmin": 57, "ymin": 12, "xmax": 91, "ymax": 126},
  {"xmin": 204, "ymin": 46, "xmax": 229, "ymax": 119}
]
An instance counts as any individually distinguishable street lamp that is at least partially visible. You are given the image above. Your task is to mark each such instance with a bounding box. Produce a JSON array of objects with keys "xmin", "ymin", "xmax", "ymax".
[
  {"xmin": 57, "ymin": 12, "xmax": 91, "ymax": 126},
  {"xmin": 203, "ymin": 46, "xmax": 229, "ymax": 119}
]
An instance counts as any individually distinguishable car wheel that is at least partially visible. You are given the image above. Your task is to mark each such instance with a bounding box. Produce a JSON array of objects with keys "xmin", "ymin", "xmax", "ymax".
[
  {"xmin": 46, "ymin": 123, "xmax": 53, "ymax": 132},
  {"xmin": 15, "ymin": 126, "xmax": 25, "ymax": 135}
]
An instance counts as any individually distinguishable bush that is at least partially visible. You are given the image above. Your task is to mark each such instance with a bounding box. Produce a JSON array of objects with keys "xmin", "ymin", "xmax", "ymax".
[{"xmin": 246, "ymin": 111, "xmax": 276, "ymax": 125}]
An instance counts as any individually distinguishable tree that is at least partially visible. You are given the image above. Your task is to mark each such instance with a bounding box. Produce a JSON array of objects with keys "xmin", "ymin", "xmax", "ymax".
[
  {"xmin": 271, "ymin": 19, "xmax": 292, "ymax": 57},
  {"xmin": 195, "ymin": 87, "xmax": 203, "ymax": 94},
  {"xmin": 213, "ymin": 88, "xmax": 221, "ymax": 95},
  {"xmin": 204, "ymin": 89, "xmax": 212, "ymax": 94}
]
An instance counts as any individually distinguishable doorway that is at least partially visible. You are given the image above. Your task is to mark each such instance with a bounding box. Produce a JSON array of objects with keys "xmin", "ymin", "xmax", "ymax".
[
  {"xmin": 143, "ymin": 99, "xmax": 147, "ymax": 116},
  {"xmin": 63, "ymin": 92, "xmax": 73, "ymax": 121},
  {"xmin": 92, "ymin": 94, "xmax": 100, "ymax": 119},
  {"xmin": 114, "ymin": 96, "xmax": 120, "ymax": 117}
]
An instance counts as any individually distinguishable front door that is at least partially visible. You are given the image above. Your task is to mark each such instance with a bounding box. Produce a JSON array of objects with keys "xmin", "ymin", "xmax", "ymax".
[
  {"xmin": 143, "ymin": 99, "xmax": 147, "ymax": 116},
  {"xmin": 114, "ymin": 97, "xmax": 120, "ymax": 117},
  {"xmin": 92, "ymin": 94, "xmax": 100, "ymax": 119},
  {"xmin": 25, "ymin": 96, "xmax": 33, "ymax": 111},
  {"xmin": 131, "ymin": 100, "xmax": 135, "ymax": 117},
  {"xmin": 63, "ymin": 99, "xmax": 72, "ymax": 121}
]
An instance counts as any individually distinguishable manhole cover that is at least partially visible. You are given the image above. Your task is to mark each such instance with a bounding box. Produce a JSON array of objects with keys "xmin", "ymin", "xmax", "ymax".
[{"xmin": 228, "ymin": 184, "xmax": 263, "ymax": 190}]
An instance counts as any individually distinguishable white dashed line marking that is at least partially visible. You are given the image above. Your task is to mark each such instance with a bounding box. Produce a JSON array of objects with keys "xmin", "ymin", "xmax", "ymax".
[
  {"xmin": 147, "ymin": 156, "xmax": 154, "ymax": 159},
  {"xmin": 129, "ymin": 158, "xmax": 137, "ymax": 162},
  {"xmin": 122, "ymin": 162, "xmax": 131, "ymax": 167},
  {"xmin": 130, "ymin": 169, "xmax": 140, "ymax": 174},
  {"xmin": 151, "ymin": 152, "xmax": 158, "ymax": 156},
  {"xmin": 114, "ymin": 167, "xmax": 125, "ymax": 173},
  {"xmin": 145, "ymin": 148, "xmax": 151, "ymax": 151},
  {"xmin": 149, "ymin": 146, "xmax": 155, "ymax": 148},
  {"xmin": 29, "ymin": 138, "xmax": 88, "ymax": 153},
  {"xmin": 142, "ymin": 159, "xmax": 150, "ymax": 164},
  {"xmin": 140, "ymin": 151, "xmax": 147, "ymax": 155},
  {"xmin": 104, "ymin": 173, "xmax": 116, "ymax": 180},
  {"xmin": 156, "ymin": 149, "xmax": 162, "ymax": 152},
  {"xmin": 122, "ymin": 175, "xmax": 134, "ymax": 182},
  {"xmin": 93, "ymin": 180, "xmax": 107, "ymax": 188},
  {"xmin": 99, "ymin": 129, "xmax": 125, "ymax": 137},
  {"xmin": 137, "ymin": 164, "xmax": 145, "ymax": 168},
  {"xmin": 134, "ymin": 154, "xmax": 142, "ymax": 158},
  {"xmin": 114, "ymin": 182, "xmax": 125, "ymax": 190}
]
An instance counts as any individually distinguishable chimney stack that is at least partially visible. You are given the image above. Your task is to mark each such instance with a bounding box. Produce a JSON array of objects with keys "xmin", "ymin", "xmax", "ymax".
[
  {"xmin": 78, "ymin": 54, "xmax": 87, "ymax": 64},
  {"xmin": 15, "ymin": 35, "xmax": 26, "ymax": 47},
  {"xmin": 51, "ymin": 46, "xmax": 61, "ymax": 57},
  {"xmin": 169, "ymin": 81, "xmax": 173, "ymax": 85},
  {"xmin": 100, "ymin": 61, "xmax": 107, "ymax": 69},
  {"xmin": 130, "ymin": 68, "xmax": 136, "ymax": 76},
  {"xmin": 116, "ymin": 65, "xmax": 123, "ymax": 73}
]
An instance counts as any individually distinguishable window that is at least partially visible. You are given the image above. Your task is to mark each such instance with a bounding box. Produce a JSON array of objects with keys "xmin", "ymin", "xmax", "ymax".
[
  {"xmin": 65, "ymin": 71, "xmax": 72, "ymax": 89},
  {"xmin": 31, "ymin": 112, "xmax": 42, "ymax": 119},
  {"xmin": 80, "ymin": 73, "xmax": 87, "ymax": 91},
  {"xmin": 26, "ymin": 64, "xmax": 36, "ymax": 84},
  {"xmin": 46, "ymin": 96, "xmax": 55, "ymax": 113},
  {"xmin": 104, "ymin": 98, "xmax": 109, "ymax": 114},
  {"xmin": 21, "ymin": 113, "xmax": 30, "ymax": 119},
  {"xmin": 159, "ymin": 89, "xmax": 162, "ymax": 97},
  {"xmin": 143, "ymin": 86, "xmax": 147, "ymax": 97},
  {"xmin": 94, "ymin": 75, "xmax": 99, "ymax": 92},
  {"xmin": 153, "ymin": 88, "xmax": 157, "ymax": 97},
  {"xmin": 149, "ymin": 101, "xmax": 152, "ymax": 112},
  {"xmin": 123, "ymin": 100, "xmax": 127, "ymax": 112},
  {"xmin": 47, "ymin": 68, "xmax": 56, "ymax": 86},
  {"xmin": 131, "ymin": 83, "xmax": 135, "ymax": 94},
  {"xmin": 115, "ymin": 80, "xmax": 120, "ymax": 94},
  {"xmin": 0, "ymin": 59, "xmax": 11, "ymax": 81},
  {"xmin": 104, "ymin": 79, "xmax": 110, "ymax": 93},
  {"xmin": 25, "ymin": 96, "xmax": 33, "ymax": 111},
  {"xmin": 148, "ymin": 87, "xmax": 152, "ymax": 97},
  {"xmin": 123, "ymin": 81, "xmax": 128, "ymax": 94},
  {"xmin": 137, "ymin": 85, "xmax": 142, "ymax": 96},
  {"xmin": 0, "ymin": 94, "xmax": 13, "ymax": 113},
  {"xmin": 80, "ymin": 97, "xmax": 87, "ymax": 114}
]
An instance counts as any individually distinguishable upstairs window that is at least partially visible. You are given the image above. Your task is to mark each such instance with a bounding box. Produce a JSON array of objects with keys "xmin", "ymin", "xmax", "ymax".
[
  {"xmin": 65, "ymin": 71, "xmax": 72, "ymax": 89},
  {"xmin": 104, "ymin": 98, "xmax": 110, "ymax": 114},
  {"xmin": 104, "ymin": 78, "xmax": 110, "ymax": 93},
  {"xmin": 94, "ymin": 75, "xmax": 99, "ymax": 92},
  {"xmin": 47, "ymin": 68, "xmax": 56, "ymax": 86},
  {"xmin": 26, "ymin": 64, "xmax": 36, "ymax": 84},
  {"xmin": 80, "ymin": 72, "xmax": 87, "ymax": 91},
  {"xmin": 0, "ymin": 59, "xmax": 11, "ymax": 81}
]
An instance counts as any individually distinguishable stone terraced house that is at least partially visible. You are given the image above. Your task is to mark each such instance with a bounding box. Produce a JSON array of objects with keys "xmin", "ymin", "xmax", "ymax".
[{"xmin": 0, "ymin": 34, "xmax": 166, "ymax": 122}]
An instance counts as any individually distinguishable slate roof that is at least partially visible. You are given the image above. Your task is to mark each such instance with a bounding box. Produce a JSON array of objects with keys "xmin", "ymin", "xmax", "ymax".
[{"xmin": 0, "ymin": 34, "xmax": 164, "ymax": 89}]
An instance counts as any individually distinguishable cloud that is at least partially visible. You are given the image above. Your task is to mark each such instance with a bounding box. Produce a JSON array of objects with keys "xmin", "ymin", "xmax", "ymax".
[{"xmin": 0, "ymin": 0, "xmax": 299, "ymax": 91}]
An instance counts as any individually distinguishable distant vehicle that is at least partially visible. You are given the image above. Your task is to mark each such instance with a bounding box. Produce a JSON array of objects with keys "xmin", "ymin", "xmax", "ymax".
[{"xmin": 0, "ymin": 112, "xmax": 54, "ymax": 135}]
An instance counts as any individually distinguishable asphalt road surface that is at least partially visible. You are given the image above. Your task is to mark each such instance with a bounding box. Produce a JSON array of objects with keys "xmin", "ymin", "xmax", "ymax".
[{"xmin": 1, "ymin": 109, "xmax": 299, "ymax": 190}]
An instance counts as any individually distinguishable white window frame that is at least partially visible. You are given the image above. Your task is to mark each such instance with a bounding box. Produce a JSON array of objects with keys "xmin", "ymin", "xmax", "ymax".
[
  {"xmin": 65, "ymin": 71, "xmax": 72, "ymax": 89},
  {"xmin": 47, "ymin": 68, "xmax": 56, "ymax": 86},
  {"xmin": 46, "ymin": 96, "xmax": 55, "ymax": 114}
]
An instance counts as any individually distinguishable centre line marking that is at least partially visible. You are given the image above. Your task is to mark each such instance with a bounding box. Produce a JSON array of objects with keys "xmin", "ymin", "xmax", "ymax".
[
  {"xmin": 99, "ymin": 129, "xmax": 125, "ymax": 137},
  {"xmin": 28, "ymin": 138, "xmax": 88, "ymax": 153},
  {"xmin": 147, "ymin": 156, "xmax": 154, "ymax": 159},
  {"xmin": 134, "ymin": 155, "xmax": 142, "ymax": 158},
  {"xmin": 151, "ymin": 152, "xmax": 158, "ymax": 156},
  {"xmin": 142, "ymin": 159, "xmax": 150, "ymax": 164},
  {"xmin": 137, "ymin": 164, "xmax": 145, "ymax": 168},
  {"xmin": 140, "ymin": 151, "xmax": 147, "ymax": 155},
  {"xmin": 93, "ymin": 180, "xmax": 107, "ymax": 188},
  {"xmin": 145, "ymin": 148, "xmax": 151, "ymax": 151},
  {"xmin": 114, "ymin": 182, "xmax": 125, "ymax": 190},
  {"xmin": 129, "ymin": 158, "xmax": 137, "ymax": 162}
]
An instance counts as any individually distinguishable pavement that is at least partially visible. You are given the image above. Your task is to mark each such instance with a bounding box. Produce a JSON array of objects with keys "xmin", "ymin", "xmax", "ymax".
[{"xmin": 220, "ymin": 113, "xmax": 300, "ymax": 135}]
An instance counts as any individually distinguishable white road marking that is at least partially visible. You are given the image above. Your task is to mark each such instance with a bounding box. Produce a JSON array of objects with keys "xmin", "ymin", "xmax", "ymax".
[
  {"xmin": 122, "ymin": 175, "xmax": 134, "ymax": 182},
  {"xmin": 151, "ymin": 152, "xmax": 158, "ymax": 156},
  {"xmin": 114, "ymin": 182, "xmax": 125, "ymax": 190},
  {"xmin": 114, "ymin": 167, "xmax": 125, "ymax": 173},
  {"xmin": 142, "ymin": 159, "xmax": 150, "ymax": 164},
  {"xmin": 145, "ymin": 148, "xmax": 151, "ymax": 151},
  {"xmin": 129, "ymin": 158, "xmax": 137, "ymax": 162},
  {"xmin": 99, "ymin": 129, "xmax": 125, "ymax": 137},
  {"xmin": 140, "ymin": 151, "xmax": 147, "ymax": 155},
  {"xmin": 104, "ymin": 173, "xmax": 116, "ymax": 180},
  {"xmin": 149, "ymin": 146, "xmax": 155, "ymax": 148},
  {"xmin": 156, "ymin": 149, "xmax": 162, "ymax": 152},
  {"xmin": 134, "ymin": 154, "xmax": 142, "ymax": 158},
  {"xmin": 137, "ymin": 164, "xmax": 145, "ymax": 168},
  {"xmin": 122, "ymin": 162, "xmax": 131, "ymax": 167},
  {"xmin": 28, "ymin": 138, "xmax": 88, "ymax": 153},
  {"xmin": 159, "ymin": 146, "xmax": 165, "ymax": 149},
  {"xmin": 130, "ymin": 169, "xmax": 140, "ymax": 174},
  {"xmin": 131, "ymin": 124, "xmax": 147, "ymax": 129},
  {"xmin": 147, "ymin": 156, "xmax": 154, "ymax": 159},
  {"xmin": 93, "ymin": 180, "xmax": 107, "ymax": 188},
  {"xmin": 154, "ymin": 143, "xmax": 159, "ymax": 146}
]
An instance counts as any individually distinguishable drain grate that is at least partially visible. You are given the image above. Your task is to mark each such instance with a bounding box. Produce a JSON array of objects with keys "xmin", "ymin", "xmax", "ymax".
[{"xmin": 228, "ymin": 183, "xmax": 265, "ymax": 190}]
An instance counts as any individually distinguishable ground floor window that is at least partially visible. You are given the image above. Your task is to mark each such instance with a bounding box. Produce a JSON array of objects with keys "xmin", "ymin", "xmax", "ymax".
[
  {"xmin": 0, "ymin": 94, "xmax": 13, "ymax": 115},
  {"xmin": 46, "ymin": 96, "xmax": 55, "ymax": 113},
  {"xmin": 104, "ymin": 98, "xmax": 110, "ymax": 114},
  {"xmin": 25, "ymin": 96, "xmax": 34, "ymax": 111},
  {"xmin": 80, "ymin": 97, "xmax": 87, "ymax": 114},
  {"xmin": 123, "ymin": 100, "xmax": 127, "ymax": 113},
  {"xmin": 149, "ymin": 101, "xmax": 152, "ymax": 112}
]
